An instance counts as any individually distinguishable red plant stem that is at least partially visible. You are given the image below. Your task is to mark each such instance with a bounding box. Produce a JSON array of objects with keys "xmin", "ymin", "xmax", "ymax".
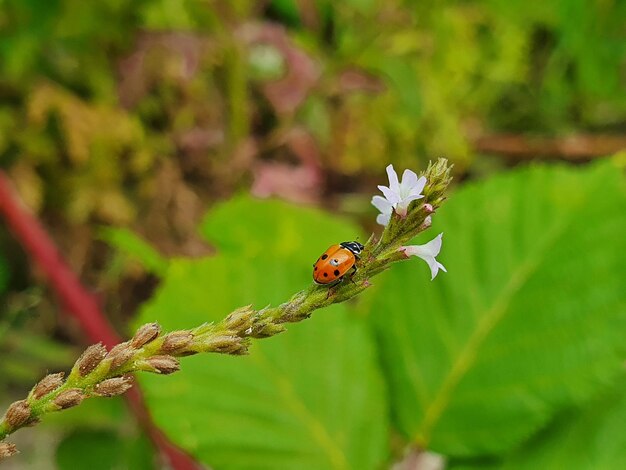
[{"xmin": 0, "ymin": 171, "xmax": 200, "ymax": 469}]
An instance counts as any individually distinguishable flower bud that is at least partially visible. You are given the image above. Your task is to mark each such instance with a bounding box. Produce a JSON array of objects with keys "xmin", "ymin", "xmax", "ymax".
[
  {"xmin": 200, "ymin": 335, "xmax": 249, "ymax": 355},
  {"xmin": 419, "ymin": 215, "xmax": 432, "ymax": 231},
  {"xmin": 0, "ymin": 442, "xmax": 18, "ymax": 459},
  {"xmin": 224, "ymin": 305, "xmax": 255, "ymax": 331},
  {"xmin": 76, "ymin": 343, "xmax": 107, "ymax": 377},
  {"xmin": 423, "ymin": 158, "xmax": 452, "ymax": 200},
  {"xmin": 252, "ymin": 322, "xmax": 286, "ymax": 338},
  {"xmin": 24, "ymin": 417, "xmax": 41, "ymax": 427},
  {"xmin": 94, "ymin": 376, "xmax": 134, "ymax": 397},
  {"xmin": 160, "ymin": 331, "xmax": 193, "ymax": 354},
  {"xmin": 131, "ymin": 323, "xmax": 161, "ymax": 348},
  {"xmin": 138, "ymin": 356, "xmax": 180, "ymax": 375},
  {"xmin": 53, "ymin": 388, "xmax": 85, "ymax": 410},
  {"xmin": 107, "ymin": 342, "xmax": 136, "ymax": 370},
  {"xmin": 31, "ymin": 372, "xmax": 65, "ymax": 399},
  {"xmin": 4, "ymin": 400, "xmax": 31, "ymax": 429}
]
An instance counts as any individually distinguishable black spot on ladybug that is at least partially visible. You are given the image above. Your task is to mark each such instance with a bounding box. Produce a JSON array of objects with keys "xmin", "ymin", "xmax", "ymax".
[
  {"xmin": 314, "ymin": 266, "xmax": 317, "ymax": 271},
  {"xmin": 334, "ymin": 269, "xmax": 340, "ymax": 276},
  {"xmin": 321, "ymin": 254, "xmax": 328, "ymax": 260},
  {"xmin": 323, "ymin": 272, "xmax": 328, "ymax": 277}
]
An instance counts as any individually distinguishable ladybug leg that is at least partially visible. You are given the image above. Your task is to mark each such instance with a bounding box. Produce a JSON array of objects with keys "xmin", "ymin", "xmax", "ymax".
[
  {"xmin": 325, "ymin": 277, "xmax": 343, "ymax": 299},
  {"xmin": 325, "ymin": 287, "xmax": 333, "ymax": 300},
  {"xmin": 347, "ymin": 265, "xmax": 358, "ymax": 284}
]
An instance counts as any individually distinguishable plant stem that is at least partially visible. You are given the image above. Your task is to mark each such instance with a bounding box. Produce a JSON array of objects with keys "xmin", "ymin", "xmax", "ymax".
[{"xmin": 0, "ymin": 158, "xmax": 452, "ymax": 457}]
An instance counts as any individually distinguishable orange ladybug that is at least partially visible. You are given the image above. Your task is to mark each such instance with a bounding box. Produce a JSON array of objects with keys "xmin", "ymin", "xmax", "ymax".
[{"xmin": 313, "ymin": 241, "xmax": 364, "ymax": 285}]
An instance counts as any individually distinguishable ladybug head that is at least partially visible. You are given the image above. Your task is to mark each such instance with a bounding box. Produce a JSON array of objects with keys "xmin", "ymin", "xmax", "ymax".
[{"xmin": 340, "ymin": 241, "xmax": 364, "ymax": 256}]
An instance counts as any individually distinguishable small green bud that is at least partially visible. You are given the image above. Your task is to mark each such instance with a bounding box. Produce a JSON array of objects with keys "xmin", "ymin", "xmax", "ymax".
[
  {"xmin": 75, "ymin": 343, "xmax": 107, "ymax": 377},
  {"xmin": 422, "ymin": 158, "xmax": 452, "ymax": 203},
  {"xmin": 94, "ymin": 376, "xmax": 134, "ymax": 397},
  {"xmin": 160, "ymin": 331, "xmax": 193, "ymax": 354},
  {"xmin": 107, "ymin": 342, "xmax": 136, "ymax": 370},
  {"xmin": 138, "ymin": 356, "xmax": 180, "ymax": 375},
  {"xmin": 4, "ymin": 400, "xmax": 31, "ymax": 429},
  {"xmin": 0, "ymin": 442, "xmax": 18, "ymax": 459},
  {"xmin": 224, "ymin": 305, "xmax": 255, "ymax": 332},
  {"xmin": 252, "ymin": 322, "xmax": 286, "ymax": 338},
  {"xmin": 418, "ymin": 215, "xmax": 432, "ymax": 232},
  {"xmin": 53, "ymin": 388, "xmax": 85, "ymax": 410},
  {"xmin": 31, "ymin": 372, "xmax": 65, "ymax": 399},
  {"xmin": 198, "ymin": 335, "xmax": 249, "ymax": 355},
  {"xmin": 131, "ymin": 323, "xmax": 161, "ymax": 348}
]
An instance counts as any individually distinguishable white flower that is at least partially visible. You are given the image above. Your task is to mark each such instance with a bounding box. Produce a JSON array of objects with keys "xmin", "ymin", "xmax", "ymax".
[
  {"xmin": 401, "ymin": 233, "xmax": 447, "ymax": 280},
  {"xmin": 371, "ymin": 195, "xmax": 393, "ymax": 226},
  {"xmin": 372, "ymin": 164, "xmax": 427, "ymax": 226}
]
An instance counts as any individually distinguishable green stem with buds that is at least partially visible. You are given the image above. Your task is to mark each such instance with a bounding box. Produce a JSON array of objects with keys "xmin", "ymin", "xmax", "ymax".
[{"xmin": 0, "ymin": 159, "xmax": 452, "ymax": 459}]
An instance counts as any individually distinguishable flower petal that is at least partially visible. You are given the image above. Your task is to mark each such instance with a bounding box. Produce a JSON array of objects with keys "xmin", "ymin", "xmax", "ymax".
[
  {"xmin": 400, "ymin": 233, "xmax": 446, "ymax": 279},
  {"xmin": 376, "ymin": 212, "xmax": 391, "ymax": 226},
  {"xmin": 408, "ymin": 176, "xmax": 427, "ymax": 197},
  {"xmin": 414, "ymin": 233, "xmax": 443, "ymax": 257},
  {"xmin": 425, "ymin": 258, "xmax": 446, "ymax": 280},
  {"xmin": 397, "ymin": 193, "xmax": 424, "ymax": 210},
  {"xmin": 385, "ymin": 164, "xmax": 400, "ymax": 192},
  {"xmin": 371, "ymin": 195, "xmax": 393, "ymax": 213},
  {"xmin": 377, "ymin": 185, "xmax": 400, "ymax": 205},
  {"xmin": 400, "ymin": 169, "xmax": 418, "ymax": 189}
]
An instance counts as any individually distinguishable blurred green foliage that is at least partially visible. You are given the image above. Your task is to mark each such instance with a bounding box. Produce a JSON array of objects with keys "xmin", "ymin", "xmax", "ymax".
[
  {"xmin": 1, "ymin": 0, "xmax": 625, "ymax": 225},
  {"xmin": 99, "ymin": 226, "xmax": 169, "ymax": 276},
  {"xmin": 56, "ymin": 429, "xmax": 154, "ymax": 470},
  {"xmin": 49, "ymin": 397, "xmax": 154, "ymax": 468},
  {"xmin": 0, "ymin": 287, "xmax": 77, "ymax": 390}
]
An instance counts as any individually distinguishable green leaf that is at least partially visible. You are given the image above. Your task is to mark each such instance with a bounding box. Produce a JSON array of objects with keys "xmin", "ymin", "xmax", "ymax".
[
  {"xmin": 56, "ymin": 430, "xmax": 124, "ymax": 470},
  {"xmin": 200, "ymin": 195, "xmax": 363, "ymax": 258},
  {"xmin": 138, "ymin": 197, "xmax": 388, "ymax": 470},
  {"xmin": 369, "ymin": 162, "xmax": 626, "ymax": 457},
  {"xmin": 0, "ymin": 331, "xmax": 77, "ymax": 384},
  {"xmin": 451, "ymin": 375, "xmax": 626, "ymax": 470},
  {"xmin": 99, "ymin": 226, "xmax": 168, "ymax": 275},
  {"xmin": 56, "ymin": 429, "xmax": 154, "ymax": 470},
  {"xmin": 502, "ymin": 376, "xmax": 626, "ymax": 469},
  {"xmin": 49, "ymin": 398, "xmax": 155, "ymax": 469}
]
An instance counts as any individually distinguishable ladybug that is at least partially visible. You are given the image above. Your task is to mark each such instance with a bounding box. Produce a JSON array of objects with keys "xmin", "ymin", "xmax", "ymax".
[{"xmin": 313, "ymin": 241, "xmax": 364, "ymax": 285}]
